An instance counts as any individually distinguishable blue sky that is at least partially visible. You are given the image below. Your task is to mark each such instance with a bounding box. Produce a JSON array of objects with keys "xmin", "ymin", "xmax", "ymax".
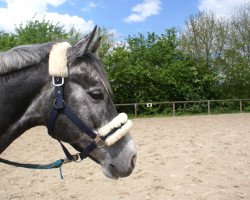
[
  {"xmin": 47, "ymin": 0, "xmax": 199, "ymax": 38},
  {"xmin": 0, "ymin": 0, "xmax": 248, "ymax": 40}
]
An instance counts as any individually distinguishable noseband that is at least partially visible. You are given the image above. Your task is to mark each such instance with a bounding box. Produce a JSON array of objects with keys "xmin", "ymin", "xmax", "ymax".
[{"xmin": 47, "ymin": 76, "xmax": 133, "ymax": 163}]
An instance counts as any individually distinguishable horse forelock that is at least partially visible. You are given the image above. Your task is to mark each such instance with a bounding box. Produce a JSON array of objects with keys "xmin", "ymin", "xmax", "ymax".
[{"xmin": 0, "ymin": 42, "xmax": 54, "ymax": 75}]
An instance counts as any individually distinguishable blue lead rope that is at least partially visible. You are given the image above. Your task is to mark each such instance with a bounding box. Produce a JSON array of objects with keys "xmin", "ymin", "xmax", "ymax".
[
  {"xmin": 59, "ymin": 164, "xmax": 63, "ymax": 179},
  {"xmin": 0, "ymin": 158, "xmax": 65, "ymax": 179}
]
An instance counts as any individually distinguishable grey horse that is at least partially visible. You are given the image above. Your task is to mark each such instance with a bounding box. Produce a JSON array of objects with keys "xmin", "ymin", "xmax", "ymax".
[{"xmin": 0, "ymin": 27, "xmax": 137, "ymax": 179}]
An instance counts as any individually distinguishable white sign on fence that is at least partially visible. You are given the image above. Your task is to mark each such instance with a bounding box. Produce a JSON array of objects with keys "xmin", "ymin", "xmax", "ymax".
[{"xmin": 147, "ymin": 103, "xmax": 153, "ymax": 108}]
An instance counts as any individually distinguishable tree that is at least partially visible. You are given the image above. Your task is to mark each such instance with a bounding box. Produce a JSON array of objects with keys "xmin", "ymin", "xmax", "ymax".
[
  {"xmin": 0, "ymin": 31, "xmax": 16, "ymax": 51},
  {"xmin": 220, "ymin": 3, "xmax": 250, "ymax": 98},
  {"xmin": 103, "ymin": 28, "xmax": 204, "ymax": 104},
  {"xmin": 179, "ymin": 4, "xmax": 250, "ymax": 99},
  {"xmin": 179, "ymin": 12, "xmax": 227, "ymax": 67},
  {"xmin": 0, "ymin": 18, "xmax": 81, "ymax": 51},
  {"xmin": 179, "ymin": 12, "xmax": 232, "ymax": 99},
  {"xmin": 15, "ymin": 19, "xmax": 81, "ymax": 45}
]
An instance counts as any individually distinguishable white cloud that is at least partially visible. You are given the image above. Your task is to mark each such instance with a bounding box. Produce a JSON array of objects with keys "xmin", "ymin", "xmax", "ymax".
[
  {"xmin": 46, "ymin": 0, "xmax": 67, "ymax": 7},
  {"xmin": 124, "ymin": 0, "xmax": 161, "ymax": 23},
  {"xmin": 199, "ymin": 0, "xmax": 250, "ymax": 17},
  {"xmin": 81, "ymin": 1, "xmax": 97, "ymax": 12},
  {"xmin": 0, "ymin": 0, "xmax": 94, "ymax": 33},
  {"xmin": 81, "ymin": 1, "xmax": 105, "ymax": 12},
  {"xmin": 44, "ymin": 12, "xmax": 94, "ymax": 33}
]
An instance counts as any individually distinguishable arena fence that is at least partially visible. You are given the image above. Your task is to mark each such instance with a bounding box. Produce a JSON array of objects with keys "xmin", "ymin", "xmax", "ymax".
[{"xmin": 115, "ymin": 99, "xmax": 250, "ymax": 117}]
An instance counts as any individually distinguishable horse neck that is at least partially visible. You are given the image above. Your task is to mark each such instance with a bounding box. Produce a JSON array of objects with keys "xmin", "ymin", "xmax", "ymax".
[{"xmin": 0, "ymin": 63, "xmax": 50, "ymax": 154}]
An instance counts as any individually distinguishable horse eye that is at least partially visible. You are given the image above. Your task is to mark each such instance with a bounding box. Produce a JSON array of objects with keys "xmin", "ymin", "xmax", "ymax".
[{"xmin": 88, "ymin": 89, "xmax": 104, "ymax": 100}]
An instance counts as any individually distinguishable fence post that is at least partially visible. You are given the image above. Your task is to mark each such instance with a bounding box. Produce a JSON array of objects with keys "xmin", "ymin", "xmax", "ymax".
[
  {"xmin": 134, "ymin": 103, "xmax": 137, "ymax": 118},
  {"xmin": 207, "ymin": 100, "xmax": 211, "ymax": 114},
  {"xmin": 172, "ymin": 102, "xmax": 175, "ymax": 116},
  {"xmin": 239, "ymin": 100, "xmax": 242, "ymax": 112}
]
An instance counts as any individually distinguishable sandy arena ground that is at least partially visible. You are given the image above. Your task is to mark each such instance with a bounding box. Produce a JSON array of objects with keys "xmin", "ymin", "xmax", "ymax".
[{"xmin": 0, "ymin": 113, "xmax": 249, "ymax": 200}]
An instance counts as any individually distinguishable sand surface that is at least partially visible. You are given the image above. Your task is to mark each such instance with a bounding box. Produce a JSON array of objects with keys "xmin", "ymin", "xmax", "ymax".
[{"xmin": 0, "ymin": 113, "xmax": 250, "ymax": 200}]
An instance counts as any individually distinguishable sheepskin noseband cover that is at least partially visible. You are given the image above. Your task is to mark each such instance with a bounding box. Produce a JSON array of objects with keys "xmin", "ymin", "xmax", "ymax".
[
  {"xmin": 98, "ymin": 113, "xmax": 133, "ymax": 146},
  {"xmin": 49, "ymin": 42, "xmax": 71, "ymax": 77}
]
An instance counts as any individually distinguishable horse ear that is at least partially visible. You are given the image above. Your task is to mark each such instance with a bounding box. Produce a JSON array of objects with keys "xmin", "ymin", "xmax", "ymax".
[
  {"xmin": 75, "ymin": 26, "xmax": 101, "ymax": 57},
  {"xmin": 91, "ymin": 36, "xmax": 102, "ymax": 54}
]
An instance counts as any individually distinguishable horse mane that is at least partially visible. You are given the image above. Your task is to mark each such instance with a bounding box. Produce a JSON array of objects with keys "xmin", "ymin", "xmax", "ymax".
[{"xmin": 0, "ymin": 42, "xmax": 54, "ymax": 75}]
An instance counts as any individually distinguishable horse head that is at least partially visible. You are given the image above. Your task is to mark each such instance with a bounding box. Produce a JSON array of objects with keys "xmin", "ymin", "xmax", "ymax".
[{"xmin": 44, "ymin": 27, "xmax": 137, "ymax": 179}]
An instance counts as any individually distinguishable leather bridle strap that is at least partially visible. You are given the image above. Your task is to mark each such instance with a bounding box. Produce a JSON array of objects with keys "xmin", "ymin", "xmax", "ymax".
[{"xmin": 47, "ymin": 77, "xmax": 101, "ymax": 162}]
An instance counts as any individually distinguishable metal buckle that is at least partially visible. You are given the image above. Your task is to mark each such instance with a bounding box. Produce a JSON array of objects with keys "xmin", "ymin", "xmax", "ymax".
[
  {"xmin": 52, "ymin": 77, "xmax": 64, "ymax": 87},
  {"xmin": 62, "ymin": 153, "xmax": 81, "ymax": 164},
  {"xmin": 72, "ymin": 153, "xmax": 82, "ymax": 163},
  {"xmin": 92, "ymin": 135, "xmax": 105, "ymax": 147}
]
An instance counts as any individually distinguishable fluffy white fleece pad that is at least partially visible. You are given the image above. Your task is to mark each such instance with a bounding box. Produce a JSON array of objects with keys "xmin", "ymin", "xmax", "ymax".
[
  {"xmin": 49, "ymin": 42, "xmax": 71, "ymax": 77},
  {"xmin": 98, "ymin": 113, "xmax": 133, "ymax": 146}
]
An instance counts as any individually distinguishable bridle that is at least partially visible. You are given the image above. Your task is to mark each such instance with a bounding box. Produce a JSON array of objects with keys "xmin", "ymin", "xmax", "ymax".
[
  {"xmin": 47, "ymin": 41, "xmax": 132, "ymax": 163},
  {"xmin": 47, "ymin": 76, "xmax": 132, "ymax": 163},
  {"xmin": 47, "ymin": 76, "xmax": 99, "ymax": 162},
  {"xmin": 0, "ymin": 75, "xmax": 132, "ymax": 178},
  {"xmin": 0, "ymin": 42, "xmax": 132, "ymax": 178}
]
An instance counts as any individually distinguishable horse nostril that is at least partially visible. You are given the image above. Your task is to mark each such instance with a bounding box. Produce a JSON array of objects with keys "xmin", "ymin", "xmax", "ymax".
[{"xmin": 131, "ymin": 154, "xmax": 137, "ymax": 169}]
